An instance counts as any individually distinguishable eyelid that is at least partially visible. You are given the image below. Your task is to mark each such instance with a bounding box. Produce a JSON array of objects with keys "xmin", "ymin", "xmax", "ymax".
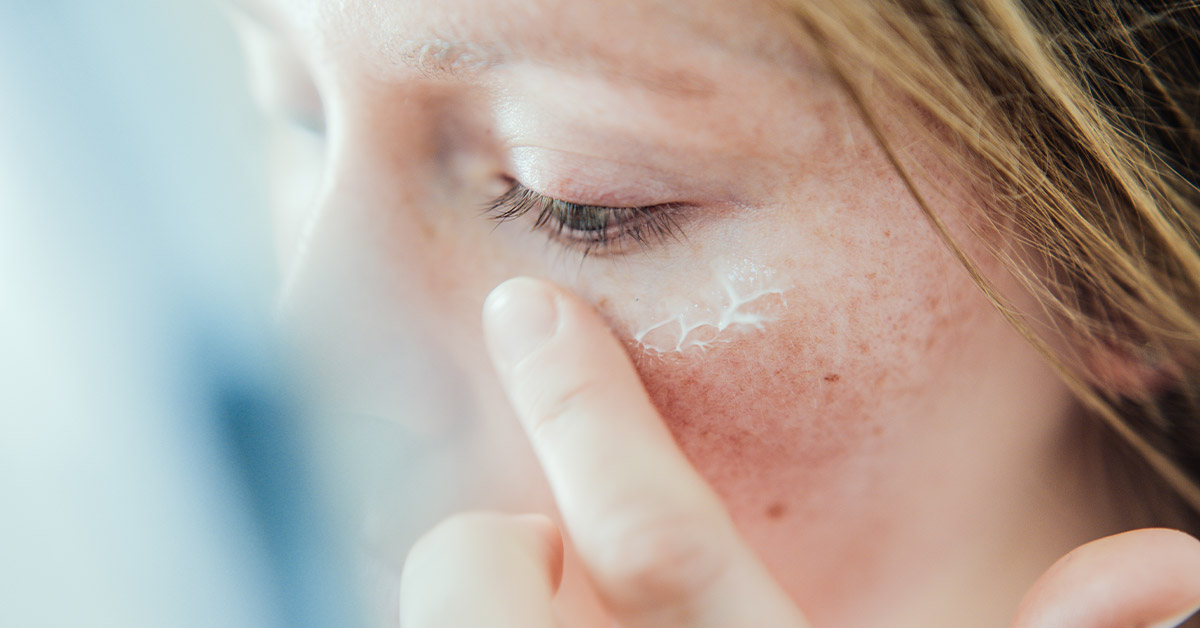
[
  {"xmin": 492, "ymin": 179, "xmax": 683, "ymax": 217},
  {"xmin": 485, "ymin": 181, "xmax": 687, "ymax": 257},
  {"xmin": 506, "ymin": 145, "xmax": 689, "ymax": 207}
]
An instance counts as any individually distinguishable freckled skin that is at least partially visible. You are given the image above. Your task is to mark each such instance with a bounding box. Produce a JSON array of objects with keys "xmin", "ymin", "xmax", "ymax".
[
  {"xmin": 249, "ymin": 0, "xmax": 1133, "ymax": 626},
  {"xmin": 605, "ymin": 195, "xmax": 1028, "ymax": 612}
]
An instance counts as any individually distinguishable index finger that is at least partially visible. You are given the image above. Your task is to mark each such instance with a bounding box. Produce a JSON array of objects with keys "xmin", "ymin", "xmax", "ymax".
[{"xmin": 483, "ymin": 277, "xmax": 810, "ymax": 628}]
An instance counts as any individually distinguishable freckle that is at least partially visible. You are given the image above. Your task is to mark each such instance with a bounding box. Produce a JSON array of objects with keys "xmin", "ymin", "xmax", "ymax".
[
  {"xmin": 884, "ymin": 230, "xmax": 892, "ymax": 237},
  {"xmin": 824, "ymin": 373, "xmax": 841, "ymax": 383},
  {"xmin": 597, "ymin": 297, "xmax": 611, "ymax": 310},
  {"xmin": 766, "ymin": 502, "xmax": 786, "ymax": 519}
]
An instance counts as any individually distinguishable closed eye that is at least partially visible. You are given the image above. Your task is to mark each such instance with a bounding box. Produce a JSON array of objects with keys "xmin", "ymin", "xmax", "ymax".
[{"xmin": 484, "ymin": 181, "xmax": 687, "ymax": 257}]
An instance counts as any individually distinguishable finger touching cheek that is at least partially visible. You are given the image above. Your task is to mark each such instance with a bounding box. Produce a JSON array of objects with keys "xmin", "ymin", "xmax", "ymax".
[
  {"xmin": 572, "ymin": 246, "xmax": 952, "ymax": 522},
  {"xmin": 481, "ymin": 277, "xmax": 812, "ymax": 628}
]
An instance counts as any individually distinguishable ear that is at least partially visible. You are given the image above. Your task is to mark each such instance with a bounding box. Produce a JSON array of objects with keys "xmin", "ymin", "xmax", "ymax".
[{"xmin": 1079, "ymin": 340, "xmax": 1174, "ymax": 400}]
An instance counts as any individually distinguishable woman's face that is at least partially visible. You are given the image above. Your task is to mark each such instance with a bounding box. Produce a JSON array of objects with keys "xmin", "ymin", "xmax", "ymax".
[{"xmin": 232, "ymin": 0, "xmax": 1117, "ymax": 625}]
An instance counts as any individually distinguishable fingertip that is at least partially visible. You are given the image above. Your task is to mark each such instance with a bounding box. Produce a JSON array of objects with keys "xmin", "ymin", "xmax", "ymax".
[
  {"xmin": 1014, "ymin": 528, "xmax": 1200, "ymax": 628},
  {"xmin": 483, "ymin": 277, "xmax": 560, "ymax": 369}
]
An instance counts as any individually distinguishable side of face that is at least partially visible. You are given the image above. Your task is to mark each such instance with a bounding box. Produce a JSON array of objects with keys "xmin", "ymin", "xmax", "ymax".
[{"xmin": 232, "ymin": 0, "xmax": 1088, "ymax": 624}]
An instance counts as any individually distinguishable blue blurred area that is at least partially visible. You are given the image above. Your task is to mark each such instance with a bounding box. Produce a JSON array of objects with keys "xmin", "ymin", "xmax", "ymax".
[{"xmin": 0, "ymin": 2, "xmax": 361, "ymax": 627}]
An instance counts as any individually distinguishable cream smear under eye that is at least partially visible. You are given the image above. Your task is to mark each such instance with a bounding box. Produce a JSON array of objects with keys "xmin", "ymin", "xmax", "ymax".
[{"xmin": 632, "ymin": 257, "xmax": 789, "ymax": 354}]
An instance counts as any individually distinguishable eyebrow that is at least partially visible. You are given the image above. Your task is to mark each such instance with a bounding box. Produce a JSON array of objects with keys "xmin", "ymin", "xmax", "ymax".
[
  {"xmin": 388, "ymin": 37, "xmax": 718, "ymax": 98},
  {"xmin": 225, "ymin": 0, "xmax": 722, "ymax": 98},
  {"xmin": 391, "ymin": 39, "xmax": 497, "ymax": 79}
]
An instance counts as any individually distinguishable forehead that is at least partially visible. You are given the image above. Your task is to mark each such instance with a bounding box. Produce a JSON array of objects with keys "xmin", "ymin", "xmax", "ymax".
[{"xmin": 243, "ymin": 0, "xmax": 814, "ymax": 87}]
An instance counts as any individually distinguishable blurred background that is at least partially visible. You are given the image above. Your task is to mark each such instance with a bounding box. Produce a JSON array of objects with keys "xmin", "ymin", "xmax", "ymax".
[{"xmin": 0, "ymin": 2, "xmax": 362, "ymax": 627}]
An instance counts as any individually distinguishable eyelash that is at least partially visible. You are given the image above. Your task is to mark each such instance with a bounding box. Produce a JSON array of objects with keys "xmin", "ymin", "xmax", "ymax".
[{"xmin": 484, "ymin": 181, "xmax": 686, "ymax": 257}]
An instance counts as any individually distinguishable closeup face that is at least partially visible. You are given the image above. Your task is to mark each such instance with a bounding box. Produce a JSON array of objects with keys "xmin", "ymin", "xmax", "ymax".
[{"xmin": 231, "ymin": 0, "xmax": 1098, "ymax": 625}]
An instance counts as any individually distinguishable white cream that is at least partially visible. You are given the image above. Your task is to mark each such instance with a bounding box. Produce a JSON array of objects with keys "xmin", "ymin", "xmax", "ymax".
[{"xmin": 632, "ymin": 257, "xmax": 789, "ymax": 354}]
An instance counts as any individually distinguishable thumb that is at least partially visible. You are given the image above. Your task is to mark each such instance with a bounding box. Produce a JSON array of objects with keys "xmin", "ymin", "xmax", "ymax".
[{"xmin": 1013, "ymin": 528, "xmax": 1200, "ymax": 628}]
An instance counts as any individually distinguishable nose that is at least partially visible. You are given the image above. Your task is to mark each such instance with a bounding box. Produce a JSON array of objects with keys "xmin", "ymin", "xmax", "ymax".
[
  {"xmin": 271, "ymin": 79, "xmax": 558, "ymax": 553},
  {"xmin": 275, "ymin": 83, "xmax": 505, "ymax": 439}
]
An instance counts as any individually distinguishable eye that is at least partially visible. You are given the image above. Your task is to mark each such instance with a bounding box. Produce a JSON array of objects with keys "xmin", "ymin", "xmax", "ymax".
[{"xmin": 484, "ymin": 181, "xmax": 687, "ymax": 257}]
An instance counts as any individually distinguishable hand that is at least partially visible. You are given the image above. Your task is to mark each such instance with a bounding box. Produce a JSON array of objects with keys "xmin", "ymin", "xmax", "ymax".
[
  {"xmin": 399, "ymin": 277, "xmax": 1200, "ymax": 628},
  {"xmin": 1013, "ymin": 529, "xmax": 1200, "ymax": 628}
]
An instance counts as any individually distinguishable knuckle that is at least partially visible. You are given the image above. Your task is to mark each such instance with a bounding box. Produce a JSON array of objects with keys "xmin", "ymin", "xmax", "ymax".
[{"xmin": 593, "ymin": 508, "xmax": 732, "ymax": 612}]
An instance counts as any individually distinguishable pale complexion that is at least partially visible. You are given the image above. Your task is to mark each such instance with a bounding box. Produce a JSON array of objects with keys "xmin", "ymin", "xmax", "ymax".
[{"xmin": 228, "ymin": 0, "xmax": 1200, "ymax": 626}]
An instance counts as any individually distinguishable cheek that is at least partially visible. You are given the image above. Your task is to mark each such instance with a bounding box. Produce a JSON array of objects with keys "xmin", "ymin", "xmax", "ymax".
[
  {"xmin": 569, "ymin": 205, "xmax": 993, "ymax": 522},
  {"xmin": 634, "ymin": 323, "xmax": 880, "ymax": 497}
]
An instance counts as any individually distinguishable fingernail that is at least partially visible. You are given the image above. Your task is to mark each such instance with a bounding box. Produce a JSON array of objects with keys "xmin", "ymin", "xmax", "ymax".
[
  {"xmin": 483, "ymin": 278, "xmax": 558, "ymax": 368},
  {"xmin": 1148, "ymin": 600, "xmax": 1200, "ymax": 628}
]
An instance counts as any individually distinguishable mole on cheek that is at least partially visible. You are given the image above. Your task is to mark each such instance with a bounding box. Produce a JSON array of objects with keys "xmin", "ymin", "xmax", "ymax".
[
  {"xmin": 628, "ymin": 348, "xmax": 870, "ymax": 537},
  {"xmin": 615, "ymin": 281, "xmax": 897, "ymax": 523},
  {"xmin": 579, "ymin": 248, "xmax": 905, "ymax": 520}
]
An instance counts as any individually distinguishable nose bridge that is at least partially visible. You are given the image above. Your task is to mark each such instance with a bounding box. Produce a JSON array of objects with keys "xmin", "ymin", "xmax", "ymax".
[
  {"xmin": 275, "ymin": 83, "xmax": 486, "ymax": 437},
  {"xmin": 283, "ymin": 77, "xmax": 478, "ymax": 303},
  {"xmin": 307, "ymin": 80, "xmax": 497, "ymax": 273},
  {"xmin": 278, "ymin": 100, "xmax": 428, "ymax": 318}
]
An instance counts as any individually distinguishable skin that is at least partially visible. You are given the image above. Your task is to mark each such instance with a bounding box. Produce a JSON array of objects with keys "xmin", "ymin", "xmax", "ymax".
[{"xmin": 227, "ymin": 0, "xmax": 1200, "ymax": 626}]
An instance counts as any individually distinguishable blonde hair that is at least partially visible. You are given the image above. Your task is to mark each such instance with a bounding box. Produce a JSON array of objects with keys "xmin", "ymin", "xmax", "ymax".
[{"xmin": 785, "ymin": 1, "xmax": 1200, "ymax": 531}]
